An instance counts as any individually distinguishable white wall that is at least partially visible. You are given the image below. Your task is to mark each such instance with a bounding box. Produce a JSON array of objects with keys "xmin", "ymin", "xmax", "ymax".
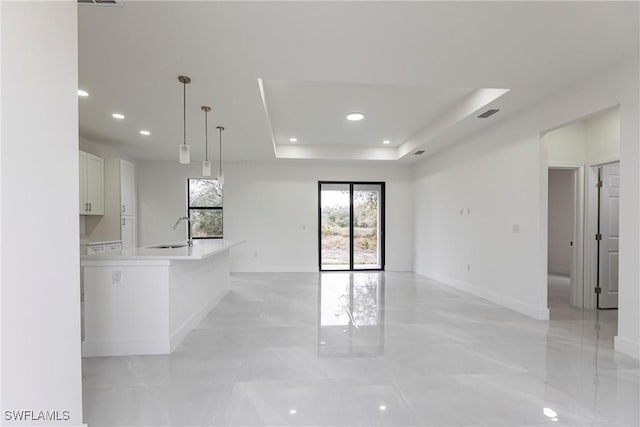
[
  {"xmin": 547, "ymin": 169, "xmax": 573, "ymax": 275},
  {"xmin": 545, "ymin": 120, "xmax": 588, "ymax": 165},
  {"xmin": 545, "ymin": 106, "xmax": 620, "ymax": 165},
  {"xmin": 585, "ymin": 107, "xmax": 621, "ymax": 164},
  {"xmin": 137, "ymin": 161, "xmax": 414, "ymax": 272},
  {"xmin": 80, "ymin": 136, "xmax": 137, "ymax": 163},
  {"xmin": 1, "ymin": 2, "xmax": 83, "ymax": 425},
  {"xmin": 413, "ymin": 56, "xmax": 639, "ymax": 360},
  {"xmin": 413, "ymin": 128, "xmax": 548, "ymax": 319}
]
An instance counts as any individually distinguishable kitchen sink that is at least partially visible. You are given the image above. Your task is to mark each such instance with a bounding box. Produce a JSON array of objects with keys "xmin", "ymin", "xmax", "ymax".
[{"xmin": 150, "ymin": 244, "xmax": 188, "ymax": 249}]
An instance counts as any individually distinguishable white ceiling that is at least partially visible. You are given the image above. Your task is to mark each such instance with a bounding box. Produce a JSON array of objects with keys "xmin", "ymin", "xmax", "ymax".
[
  {"xmin": 265, "ymin": 80, "xmax": 475, "ymax": 147},
  {"xmin": 78, "ymin": 1, "xmax": 639, "ymax": 163}
]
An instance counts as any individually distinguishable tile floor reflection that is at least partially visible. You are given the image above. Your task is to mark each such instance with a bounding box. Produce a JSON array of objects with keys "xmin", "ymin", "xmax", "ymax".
[
  {"xmin": 83, "ymin": 272, "xmax": 639, "ymax": 426},
  {"xmin": 318, "ymin": 273, "xmax": 385, "ymax": 357}
]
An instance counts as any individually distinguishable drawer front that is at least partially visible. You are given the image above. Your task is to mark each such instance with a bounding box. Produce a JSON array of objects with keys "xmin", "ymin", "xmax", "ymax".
[
  {"xmin": 106, "ymin": 243, "xmax": 122, "ymax": 252},
  {"xmin": 87, "ymin": 245, "xmax": 105, "ymax": 255}
]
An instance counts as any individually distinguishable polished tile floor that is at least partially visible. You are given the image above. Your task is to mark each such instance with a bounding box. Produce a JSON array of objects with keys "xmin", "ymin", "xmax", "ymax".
[{"xmin": 83, "ymin": 272, "xmax": 639, "ymax": 426}]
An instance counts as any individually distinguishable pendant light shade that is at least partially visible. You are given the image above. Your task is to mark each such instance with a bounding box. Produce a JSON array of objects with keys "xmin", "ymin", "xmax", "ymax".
[
  {"xmin": 201, "ymin": 106, "xmax": 212, "ymax": 176},
  {"xmin": 179, "ymin": 144, "xmax": 190, "ymax": 164},
  {"xmin": 178, "ymin": 76, "xmax": 191, "ymax": 164},
  {"xmin": 202, "ymin": 161, "xmax": 212, "ymax": 176},
  {"xmin": 216, "ymin": 126, "xmax": 225, "ymax": 185}
]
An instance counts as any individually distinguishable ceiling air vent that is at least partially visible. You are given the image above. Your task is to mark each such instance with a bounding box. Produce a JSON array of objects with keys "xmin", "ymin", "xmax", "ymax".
[
  {"xmin": 477, "ymin": 109, "xmax": 500, "ymax": 119},
  {"xmin": 78, "ymin": 0, "xmax": 124, "ymax": 6},
  {"xmin": 414, "ymin": 150, "xmax": 425, "ymax": 155}
]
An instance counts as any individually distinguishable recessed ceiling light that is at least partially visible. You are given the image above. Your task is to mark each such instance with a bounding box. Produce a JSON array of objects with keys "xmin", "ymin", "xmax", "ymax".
[
  {"xmin": 77, "ymin": 89, "xmax": 89, "ymax": 97},
  {"xmin": 139, "ymin": 130, "xmax": 150, "ymax": 136},
  {"xmin": 379, "ymin": 405, "xmax": 387, "ymax": 411},
  {"xmin": 382, "ymin": 140, "xmax": 390, "ymax": 145},
  {"xmin": 112, "ymin": 113, "xmax": 125, "ymax": 120},
  {"xmin": 346, "ymin": 112, "xmax": 364, "ymax": 121},
  {"xmin": 289, "ymin": 409, "xmax": 297, "ymax": 415},
  {"xmin": 289, "ymin": 137, "xmax": 298, "ymax": 142}
]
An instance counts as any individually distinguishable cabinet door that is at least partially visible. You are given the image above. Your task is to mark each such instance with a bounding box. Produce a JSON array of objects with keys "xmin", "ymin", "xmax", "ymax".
[
  {"xmin": 79, "ymin": 152, "xmax": 87, "ymax": 214},
  {"xmin": 85, "ymin": 153, "xmax": 104, "ymax": 215},
  {"xmin": 121, "ymin": 215, "xmax": 135, "ymax": 249},
  {"xmin": 120, "ymin": 160, "xmax": 135, "ymax": 215}
]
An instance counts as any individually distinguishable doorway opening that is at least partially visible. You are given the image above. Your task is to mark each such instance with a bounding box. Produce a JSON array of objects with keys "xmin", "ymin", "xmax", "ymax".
[
  {"xmin": 543, "ymin": 106, "xmax": 620, "ymax": 320},
  {"xmin": 547, "ymin": 168, "xmax": 579, "ymax": 309},
  {"xmin": 318, "ymin": 182, "xmax": 385, "ymax": 271}
]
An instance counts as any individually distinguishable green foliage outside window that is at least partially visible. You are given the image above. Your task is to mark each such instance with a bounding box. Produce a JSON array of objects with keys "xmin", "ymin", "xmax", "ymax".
[{"xmin": 188, "ymin": 179, "xmax": 223, "ymax": 238}]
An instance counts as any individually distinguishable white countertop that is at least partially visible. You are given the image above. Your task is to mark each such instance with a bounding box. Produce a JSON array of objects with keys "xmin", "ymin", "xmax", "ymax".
[{"xmin": 81, "ymin": 239, "xmax": 244, "ymax": 263}]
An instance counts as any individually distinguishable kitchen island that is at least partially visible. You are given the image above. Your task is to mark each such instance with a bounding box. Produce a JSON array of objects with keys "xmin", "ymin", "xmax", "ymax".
[{"xmin": 81, "ymin": 239, "xmax": 243, "ymax": 357}]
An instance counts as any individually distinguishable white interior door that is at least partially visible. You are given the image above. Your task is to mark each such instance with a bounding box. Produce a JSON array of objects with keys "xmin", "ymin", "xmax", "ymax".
[{"xmin": 598, "ymin": 163, "xmax": 619, "ymax": 309}]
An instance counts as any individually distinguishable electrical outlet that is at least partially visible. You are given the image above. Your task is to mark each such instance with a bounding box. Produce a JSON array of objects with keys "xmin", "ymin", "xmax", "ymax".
[
  {"xmin": 467, "ymin": 264, "xmax": 471, "ymax": 271},
  {"xmin": 467, "ymin": 207, "xmax": 471, "ymax": 215},
  {"xmin": 112, "ymin": 270, "xmax": 122, "ymax": 284},
  {"xmin": 512, "ymin": 224, "xmax": 520, "ymax": 233},
  {"xmin": 459, "ymin": 208, "xmax": 464, "ymax": 215}
]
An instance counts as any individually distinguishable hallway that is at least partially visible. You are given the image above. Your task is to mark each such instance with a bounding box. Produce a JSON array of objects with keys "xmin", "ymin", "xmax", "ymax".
[{"xmin": 83, "ymin": 272, "xmax": 639, "ymax": 426}]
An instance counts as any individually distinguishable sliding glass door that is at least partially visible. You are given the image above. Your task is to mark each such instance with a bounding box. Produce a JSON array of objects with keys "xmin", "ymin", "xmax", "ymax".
[{"xmin": 318, "ymin": 182, "xmax": 385, "ymax": 271}]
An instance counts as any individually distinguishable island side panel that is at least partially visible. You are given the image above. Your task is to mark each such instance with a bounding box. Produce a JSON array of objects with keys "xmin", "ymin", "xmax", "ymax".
[
  {"xmin": 83, "ymin": 265, "xmax": 170, "ymax": 356},
  {"xmin": 169, "ymin": 250, "xmax": 230, "ymax": 350}
]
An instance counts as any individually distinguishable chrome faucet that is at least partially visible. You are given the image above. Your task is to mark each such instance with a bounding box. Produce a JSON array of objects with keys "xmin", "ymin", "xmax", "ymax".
[{"xmin": 173, "ymin": 216, "xmax": 193, "ymax": 247}]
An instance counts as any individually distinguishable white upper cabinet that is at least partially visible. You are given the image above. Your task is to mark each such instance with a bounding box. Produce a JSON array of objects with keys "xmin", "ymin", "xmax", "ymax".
[
  {"xmin": 120, "ymin": 160, "xmax": 135, "ymax": 216},
  {"xmin": 121, "ymin": 215, "xmax": 135, "ymax": 249},
  {"xmin": 79, "ymin": 152, "xmax": 86, "ymax": 213},
  {"xmin": 84, "ymin": 157, "xmax": 137, "ymax": 247},
  {"xmin": 79, "ymin": 151, "xmax": 104, "ymax": 215}
]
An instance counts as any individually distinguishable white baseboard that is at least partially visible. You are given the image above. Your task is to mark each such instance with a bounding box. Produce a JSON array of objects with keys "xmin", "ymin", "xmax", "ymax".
[
  {"xmin": 231, "ymin": 265, "xmax": 412, "ymax": 273},
  {"xmin": 423, "ymin": 272, "xmax": 550, "ymax": 320},
  {"xmin": 614, "ymin": 335, "xmax": 640, "ymax": 359},
  {"xmin": 384, "ymin": 264, "xmax": 412, "ymax": 272},
  {"xmin": 169, "ymin": 290, "xmax": 229, "ymax": 351},
  {"xmin": 231, "ymin": 265, "xmax": 317, "ymax": 273}
]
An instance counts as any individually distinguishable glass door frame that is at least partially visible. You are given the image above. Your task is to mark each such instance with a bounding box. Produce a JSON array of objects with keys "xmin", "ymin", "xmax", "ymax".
[{"xmin": 318, "ymin": 181, "xmax": 385, "ymax": 271}]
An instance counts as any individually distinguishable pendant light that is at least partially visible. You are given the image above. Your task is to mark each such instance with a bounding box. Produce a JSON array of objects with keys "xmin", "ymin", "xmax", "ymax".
[
  {"xmin": 178, "ymin": 75, "xmax": 191, "ymax": 164},
  {"xmin": 201, "ymin": 106, "xmax": 212, "ymax": 176},
  {"xmin": 216, "ymin": 126, "xmax": 225, "ymax": 185}
]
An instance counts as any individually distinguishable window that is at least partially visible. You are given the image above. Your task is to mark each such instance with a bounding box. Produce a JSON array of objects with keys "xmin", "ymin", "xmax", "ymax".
[{"xmin": 187, "ymin": 178, "xmax": 223, "ymax": 238}]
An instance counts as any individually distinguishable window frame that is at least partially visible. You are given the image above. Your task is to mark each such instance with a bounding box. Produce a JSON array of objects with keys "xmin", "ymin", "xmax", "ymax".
[{"xmin": 187, "ymin": 178, "xmax": 223, "ymax": 240}]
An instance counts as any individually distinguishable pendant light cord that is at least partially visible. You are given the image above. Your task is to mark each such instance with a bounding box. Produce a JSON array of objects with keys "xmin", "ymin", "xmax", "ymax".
[
  {"xmin": 218, "ymin": 127, "xmax": 223, "ymax": 174},
  {"xmin": 183, "ymin": 81, "xmax": 186, "ymax": 146},
  {"xmin": 205, "ymin": 110, "xmax": 209, "ymax": 160}
]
